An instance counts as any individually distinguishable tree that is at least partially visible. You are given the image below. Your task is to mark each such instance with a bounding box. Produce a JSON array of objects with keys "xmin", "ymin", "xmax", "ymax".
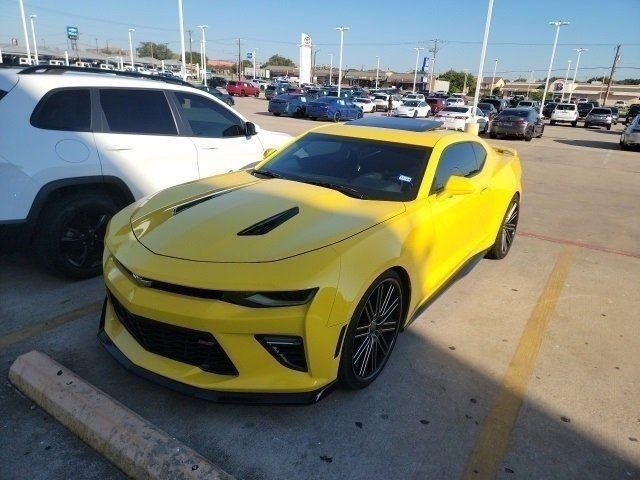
[
  {"xmin": 137, "ymin": 42, "xmax": 174, "ymax": 60},
  {"xmin": 185, "ymin": 51, "xmax": 203, "ymax": 66},
  {"xmin": 513, "ymin": 77, "xmax": 527, "ymax": 82},
  {"xmin": 263, "ymin": 54, "xmax": 296, "ymax": 67},
  {"xmin": 616, "ymin": 78, "xmax": 640, "ymax": 85},
  {"xmin": 231, "ymin": 60, "xmax": 253, "ymax": 74},
  {"xmin": 438, "ymin": 69, "xmax": 476, "ymax": 94},
  {"xmin": 586, "ymin": 76, "xmax": 610, "ymax": 83}
]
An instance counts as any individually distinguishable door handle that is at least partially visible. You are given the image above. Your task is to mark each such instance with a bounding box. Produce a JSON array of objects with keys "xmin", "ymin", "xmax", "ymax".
[{"xmin": 105, "ymin": 145, "xmax": 133, "ymax": 151}]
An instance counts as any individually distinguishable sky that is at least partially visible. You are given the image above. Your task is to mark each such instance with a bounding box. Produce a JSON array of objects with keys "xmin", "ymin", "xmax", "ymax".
[{"xmin": 1, "ymin": 0, "xmax": 639, "ymax": 81}]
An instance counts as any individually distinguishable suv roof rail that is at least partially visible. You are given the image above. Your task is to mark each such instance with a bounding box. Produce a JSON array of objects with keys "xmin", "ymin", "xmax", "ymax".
[{"xmin": 16, "ymin": 64, "xmax": 195, "ymax": 88}]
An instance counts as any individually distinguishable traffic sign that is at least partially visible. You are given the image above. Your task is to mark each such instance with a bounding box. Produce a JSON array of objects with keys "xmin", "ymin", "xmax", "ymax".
[
  {"xmin": 66, "ymin": 26, "xmax": 78, "ymax": 40},
  {"xmin": 246, "ymin": 52, "xmax": 253, "ymax": 59}
]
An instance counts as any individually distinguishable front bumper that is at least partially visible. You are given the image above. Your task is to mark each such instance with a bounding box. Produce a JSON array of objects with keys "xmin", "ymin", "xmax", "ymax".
[
  {"xmin": 101, "ymin": 243, "xmax": 344, "ymax": 402},
  {"xmin": 491, "ymin": 124, "xmax": 528, "ymax": 136},
  {"xmin": 438, "ymin": 118, "xmax": 466, "ymax": 131}
]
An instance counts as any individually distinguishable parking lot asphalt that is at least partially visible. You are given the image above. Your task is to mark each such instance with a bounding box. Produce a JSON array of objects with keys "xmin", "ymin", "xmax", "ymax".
[{"xmin": 1, "ymin": 96, "xmax": 639, "ymax": 480}]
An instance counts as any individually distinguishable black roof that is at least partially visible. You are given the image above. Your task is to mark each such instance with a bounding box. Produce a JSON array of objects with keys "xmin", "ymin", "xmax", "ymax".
[{"xmin": 345, "ymin": 117, "xmax": 443, "ymax": 132}]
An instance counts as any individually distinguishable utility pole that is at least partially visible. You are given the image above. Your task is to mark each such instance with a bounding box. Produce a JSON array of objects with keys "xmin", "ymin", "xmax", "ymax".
[
  {"xmin": 428, "ymin": 38, "xmax": 440, "ymax": 92},
  {"xmin": 95, "ymin": 38, "xmax": 99, "ymax": 52},
  {"xmin": 462, "ymin": 69, "xmax": 469, "ymax": 94},
  {"xmin": 187, "ymin": 30, "xmax": 193, "ymax": 65},
  {"xmin": 603, "ymin": 44, "xmax": 621, "ymax": 107},
  {"xmin": 237, "ymin": 38, "xmax": 241, "ymax": 81},
  {"xmin": 18, "ymin": 0, "xmax": 31, "ymax": 64}
]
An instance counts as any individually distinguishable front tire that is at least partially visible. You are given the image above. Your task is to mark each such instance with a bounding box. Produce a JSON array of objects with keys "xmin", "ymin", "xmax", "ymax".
[
  {"xmin": 333, "ymin": 111, "xmax": 341, "ymax": 122},
  {"xmin": 485, "ymin": 196, "xmax": 519, "ymax": 260},
  {"xmin": 35, "ymin": 194, "xmax": 119, "ymax": 278},
  {"xmin": 338, "ymin": 270, "xmax": 404, "ymax": 390}
]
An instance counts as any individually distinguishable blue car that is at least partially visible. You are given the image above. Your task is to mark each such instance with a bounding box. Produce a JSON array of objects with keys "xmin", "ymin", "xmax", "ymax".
[
  {"xmin": 306, "ymin": 97, "xmax": 363, "ymax": 122},
  {"xmin": 268, "ymin": 94, "xmax": 310, "ymax": 117}
]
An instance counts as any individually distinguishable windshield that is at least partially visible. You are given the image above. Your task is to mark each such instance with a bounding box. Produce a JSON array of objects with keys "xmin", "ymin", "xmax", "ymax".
[
  {"xmin": 497, "ymin": 109, "xmax": 529, "ymax": 118},
  {"xmin": 478, "ymin": 103, "xmax": 492, "ymax": 110},
  {"xmin": 256, "ymin": 133, "xmax": 431, "ymax": 201},
  {"xmin": 556, "ymin": 104, "xmax": 575, "ymax": 110},
  {"xmin": 442, "ymin": 106, "xmax": 468, "ymax": 113},
  {"xmin": 403, "ymin": 101, "xmax": 420, "ymax": 107},
  {"xmin": 518, "ymin": 101, "xmax": 533, "ymax": 106},
  {"xmin": 355, "ymin": 98, "xmax": 371, "ymax": 103},
  {"xmin": 590, "ymin": 108, "xmax": 611, "ymax": 115},
  {"xmin": 374, "ymin": 95, "xmax": 388, "ymax": 100}
]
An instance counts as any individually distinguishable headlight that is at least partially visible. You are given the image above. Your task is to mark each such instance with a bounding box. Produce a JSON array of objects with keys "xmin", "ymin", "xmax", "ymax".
[{"xmin": 221, "ymin": 289, "xmax": 318, "ymax": 308}]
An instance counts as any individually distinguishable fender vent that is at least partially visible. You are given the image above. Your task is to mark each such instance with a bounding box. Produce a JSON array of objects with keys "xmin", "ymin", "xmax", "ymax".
[{"xmin": 237, "ymin": 207, "xmax": 299, "ymax": 236}]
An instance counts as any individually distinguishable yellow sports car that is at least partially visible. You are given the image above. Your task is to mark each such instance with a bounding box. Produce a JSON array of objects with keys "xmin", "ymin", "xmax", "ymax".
[{"xmin": 100, "ymin": 117, "xmax": 522, "ymax": 403}]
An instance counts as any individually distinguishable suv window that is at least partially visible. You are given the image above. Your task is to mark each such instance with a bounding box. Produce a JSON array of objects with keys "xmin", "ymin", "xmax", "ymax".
[
  {"xmin": 433, "ymin": 142, "xmax": 479, "ymax": 192},
  {"xmin": 174, "ymin": 91, "xmax": 244, "ymax": 137},
  {"xmin": 99, "ymin": 89, "xmax": 177, "ymax": 135},
  {"xmin": 31, "ymin": 89, "xmax": 91, "ymax": 131}
]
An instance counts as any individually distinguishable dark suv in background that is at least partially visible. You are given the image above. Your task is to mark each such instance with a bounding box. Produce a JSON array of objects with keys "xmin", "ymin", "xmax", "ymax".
[
  {"xmin": 625, "ymin": 104, "xmax": 640, "ymax": 125},
  {"xmin": 577, "ymin": 102, "xmax": 594, "ymax": 119}
]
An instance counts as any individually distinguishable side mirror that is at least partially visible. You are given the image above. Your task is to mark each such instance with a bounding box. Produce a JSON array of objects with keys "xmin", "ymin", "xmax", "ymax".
[
  {"xmin": 245, "ymin": 122, "xmax": 257, "ymax": 136},
  {"xmin": 263, "ymin": 147, "xmax": 277, "ymax": 159},
  {"xmin": 443, "ymin": 176, "xmax": 478, "ymax": 196}
]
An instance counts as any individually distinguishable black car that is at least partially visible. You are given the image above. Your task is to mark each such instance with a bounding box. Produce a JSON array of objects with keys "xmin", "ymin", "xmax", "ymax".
[
  {"xmin": 577, "ymin": 102, "xmax": 594, "ymax": 118},
  {"xmin": 477, "ymin": 102, "xmax": 498, "ymax": 119},
  {"xmin": 625, "ymin": 104, "xmax": 640, "ymax": 125},
  {"xmin": 196, "ymin": 85, "xmax": 234, "ymax": 106},
  {"xmin": 489, "ymin": 107, "xmax": 544, "ymax": 141},
  {"xmin": 481, "ymin": 97, "xmax": 509, "ymax": 112},
  {"xmin": 542, "ymin": 102, "xmax": 557, "ymax": 118},
  {"xmin": 207, "ymin": 76, "xmax": 227, "ymax": 88}
]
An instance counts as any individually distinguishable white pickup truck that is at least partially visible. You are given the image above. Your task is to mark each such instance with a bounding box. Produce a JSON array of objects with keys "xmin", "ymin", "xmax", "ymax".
[{"xmin": 550, "ymin": 103, "xmax": 578, "ymax": 127}]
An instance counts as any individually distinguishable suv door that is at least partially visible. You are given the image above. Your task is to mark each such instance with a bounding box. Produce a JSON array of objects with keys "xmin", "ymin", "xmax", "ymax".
[
  {"xmin": 171, "ymin": 90, "xmax": 263, "ymax": 178},
  {"xmin": 93, "ymin": 88, "xmax": 198, "ymax": 199}
]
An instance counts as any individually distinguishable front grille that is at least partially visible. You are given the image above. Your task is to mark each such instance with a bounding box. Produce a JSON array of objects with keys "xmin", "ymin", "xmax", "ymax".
[{"xmin": 108, "ymin": 292, "xmax": 238, "ymax": 375}]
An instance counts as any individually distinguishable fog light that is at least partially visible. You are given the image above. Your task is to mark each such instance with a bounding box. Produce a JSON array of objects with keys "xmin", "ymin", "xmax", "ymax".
[{"xmin": 256, "ymin": 335, "xmax": 308, "ymax": 372}]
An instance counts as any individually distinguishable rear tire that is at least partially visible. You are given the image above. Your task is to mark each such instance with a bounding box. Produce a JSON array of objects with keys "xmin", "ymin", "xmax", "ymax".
[
  {"xmin": 338, "ymin": 270, "xmax": 404, "ymax": 390},
  {"xmin": 550, "ymin": 120, "xmax": 556, "ymax": 125},
  {"xmin": 606, "ymin": 124, "xmax": 611, "ymax": 131},
  {"xmin": 35, "ymin": 194, "xmax": 119, "ymax": 279},
  {"xmin": 572, "ymin": 120, "xmax": 577, "ymax": 127},
  {"xmin": 333, "ymin": 111, "xmax": 341, "ymax": 123},
  {"xmin": 584, "ymin": 122, "xmax": 590, "ymax": 128},
  {"xmin": 273, "ymin": 112, "xmax": 281, "ymax": 116},
  {"xmin": 485, "ymin": 196, "xmax": 519, "ymax": 260},
  {"xmin": 524, "ymin": 129, "xmax": 533, "ymax": 142}
]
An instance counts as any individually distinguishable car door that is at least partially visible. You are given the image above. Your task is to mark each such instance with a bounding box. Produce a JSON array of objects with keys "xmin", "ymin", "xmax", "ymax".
[
  {"xmin": 426, "ymin": 141, "xmax": 490, "ymax": 288},
  {"xmin": 93, "ymin": 88, "xmax": 198, "ymax": 199},
  {"xmin": 171, "ymin": 90, "xmax": 263, "ymax": 178}
]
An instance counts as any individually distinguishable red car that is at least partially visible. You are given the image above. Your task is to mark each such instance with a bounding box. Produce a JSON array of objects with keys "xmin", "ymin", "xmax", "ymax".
[
  {"xmin": 226, "ymin": 81, "xmax": 260, "ymax": 97},
  {"xmin": 425, "ymin": 97, "xmax": 446, "ymax": 114}
]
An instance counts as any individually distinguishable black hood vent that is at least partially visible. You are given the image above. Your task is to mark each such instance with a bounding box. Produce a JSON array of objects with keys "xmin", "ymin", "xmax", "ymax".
[
  {"xmin": 238, "ymin": 207, "xmax": 299, "ymax": 236},
  {"xmin": 172, "ymin": 182, "xmax": 259, "ymax": 216}
]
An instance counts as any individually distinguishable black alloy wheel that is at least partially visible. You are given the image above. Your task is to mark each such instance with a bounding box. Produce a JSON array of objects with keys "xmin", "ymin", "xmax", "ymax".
[
  {"xmin": 339, "ymin": 271, "xmax": 404, "ymax": 389},
  {"xmin": 333, "ymin": 111, "xmax": 341, "ymax": 122},
  {"xmin": 486, "ymin": 197, "xmax": 520, "ymax": 260}
]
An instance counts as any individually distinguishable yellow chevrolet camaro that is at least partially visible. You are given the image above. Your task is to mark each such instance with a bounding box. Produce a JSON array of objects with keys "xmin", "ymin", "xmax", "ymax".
[{"xmin": 100, "ymin": 117, "xmax": 522, "ymax": 404}]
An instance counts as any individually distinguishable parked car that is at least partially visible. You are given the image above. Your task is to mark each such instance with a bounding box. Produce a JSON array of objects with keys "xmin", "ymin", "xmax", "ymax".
[
  {"xmin": 610, "ymin": 106, "xmax": 619, "ymax": 125},
  {"xmin": 541, "ymin": 102, "xmax": 557, "ymax": 119},
  {"xmin": 305, "ymin": 97, "xmax": 363, "ymax": 121},
  {"xmin": 445, "ymin": 97, "xmax": 465, "ymax": 106},
  {"xmin": 516, "ymin": 100, "xmax": 540, "ymax": 111},
  {"xmin": 207, "ymin": 76, "xmax": 227, "ymax": 88},
  {"xmin": 353, "ymin": 97, "xmax": 376, "ymax": 113},
  {"xmin": 196, "ymin": 85, "xmax": 234, "ymax": 106},
  {"xmin": 99, "ymin": 116, "xmax": 522, "ymax": 402},
  {"xmin": 477, "ymin": 102, "xmax": 498, "ymax": 120},
  {"xmin": 434, "ymin": 106, "xmax": 489, "ymax": 133},
  {"xmin": 265, "ymin": 84, "xmax": 289, "ymax": 100},
  {"xmin": 372, "ymin": 94, "xmax": 402, "ymax": 112},
  {"xmin": 509, "ymin": 95, "xmax": 526, "ymax": 107},
  {"xmin": 268, "ymin": 93, "xmax": 310, "ymax": 117},
  {"xmin": 226, "ymin": 81, "xmax": 260, "ymax": 97},
  {"xmin": 624, "ymin": 104, "xmax": 640, "ymax": 125},
  {"xmin": 403, "ymin": 93, "xmax": 426, "ymax": 102},
  {"xmin": 394, "ymin": 100, "xmax": 431, "ymax": 118},
  {"xmin": 490, "ymin": 108, "xmax": 544, "ymax": 141},
  {"xmin": 425, "ymin": 97, "xmax": 446, "ymax": 114},
  {"xmin": 0, "ymin": 65, "xmax": 289, "ymax": 278},
  {"xmin": 620, "ymin": 113, "xmax": 640, "ymax": 150},
  {"xmin": 480, "ymin": 97, "xmax": 509, "ymax": 112},
  {"xmin": 577, "ymin": 102, "xmax": 594, "ymax": 119},
  {"xmin": 584, "ymin": 107, "xmax": 613, "ymax": 130},
  {"xmin": 550, "ymin": 103, "xmax": 578, "ymax": 127}
]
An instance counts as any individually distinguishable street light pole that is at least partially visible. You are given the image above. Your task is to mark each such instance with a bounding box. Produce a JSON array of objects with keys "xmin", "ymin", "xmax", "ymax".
[
  {"xmin": 197, "ymin": 25, "xmax": 208, "ymax": 85},
  {"xmin": 412, "ymin": 47, "xmax": 424, "ymax": 93},
  {"xmin": 561, "ymin": 59, "xmax": 572, "ymax": 102},
  {"xmin": 328, "ymin": 53, "xmax": 333, "ymax": 86},
  {"xmin": 570, "ymin": 48, "xmax": 586, "ymax": 103},
  {"xmin": 253, "ymin": 49, "xmax": 258, "ymax": 80},
  {"xmin": 540, "ymin": 20, "xmax": 570, "ymax": 112},
  {"xmin": 375, "ymin": 56, "xmax": 380, "ymax": 89},
  {"xmin": 29, "ymin": 15, "xmax": 38, "ymax": 65},
  {"xmin": 462, "ymin": 69, "xmax": 469, "ymax": 94},
  {"xmin": 128, "ymin": 28, "xmax": 135, "ymax": 68},
  {"xmin": 471, "ymin": 0, "xmax": 495, "ymax": 119},
  {"xmin": 335, "ymin": 26, "xmax": 349, "ymax": 97},
  {"xmin": 490, "ymin": 58, "xmax": 498, "ymax": 96},
  {"xmin": 177, "ymin": 0, "xmax": 187, "ymax": 80},
  {"xmin": 526, "ymin": 70, "xmax": 534, "ymax": 98},
  {"xmin": 18, "ymin": 0, "xmax": 31, "ymax": 64}
]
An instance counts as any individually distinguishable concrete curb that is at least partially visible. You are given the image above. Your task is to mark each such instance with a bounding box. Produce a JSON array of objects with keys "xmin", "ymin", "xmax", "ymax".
[{"xmin": 8, "ymin": 350, "xmax": 235, "ymax": 480}]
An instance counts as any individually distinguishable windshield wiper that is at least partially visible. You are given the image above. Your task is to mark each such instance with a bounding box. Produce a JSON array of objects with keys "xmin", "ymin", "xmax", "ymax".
[
  {"xmin": 252, "ymin": 169, "xmax": 284, "ymax": 179},
  {"xmin": 299, "ymin": 180, "xmax": 368, "ymax": 199}
]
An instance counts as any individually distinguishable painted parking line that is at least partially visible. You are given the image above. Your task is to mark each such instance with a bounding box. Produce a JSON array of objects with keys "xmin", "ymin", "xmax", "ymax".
[
  {"xmin": 461, "ymin": 245, "xmax": 576, "ymax": 480},
  {"xmin": 519, "ymin": 231, "xmax": 640, "ymax": 259},
  {"xmin": 0, "ymin": 300, "xmax": 102, "ymax": 349}
]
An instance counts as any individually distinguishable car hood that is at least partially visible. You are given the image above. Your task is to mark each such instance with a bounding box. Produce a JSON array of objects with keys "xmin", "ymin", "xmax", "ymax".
[{"xmin": 129, "ymin": 170, "xmax": 405, "ymax": 263}]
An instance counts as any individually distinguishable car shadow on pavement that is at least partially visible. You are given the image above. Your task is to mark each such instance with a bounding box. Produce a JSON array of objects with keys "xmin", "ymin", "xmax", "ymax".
[{"xmin": 554, "ymin": 139, "xmax": 621, "ymax": 150}]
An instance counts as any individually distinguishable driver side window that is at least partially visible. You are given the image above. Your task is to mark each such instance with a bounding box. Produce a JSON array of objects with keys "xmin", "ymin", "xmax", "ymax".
[
  {"xmin": 432, "ymin": 142, "xmax": 478, "ymax": 193},
  {"xmin": 173, "ymin": 91, "xmax": 244, "ymax": 138}
]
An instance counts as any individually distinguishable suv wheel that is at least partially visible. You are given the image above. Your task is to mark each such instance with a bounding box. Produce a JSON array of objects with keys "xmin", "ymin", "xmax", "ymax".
[{"xmin": 35, "ymin": 194, "xmax": 119, "ymax": 279}]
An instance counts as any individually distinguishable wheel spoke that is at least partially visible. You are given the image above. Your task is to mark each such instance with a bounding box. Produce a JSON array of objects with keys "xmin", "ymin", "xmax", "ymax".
[
  {"xmin": 379, "ymin": 298, "xmax": 399, "ymax": 322},
  {"xmin": 353, "ymin": 337, "xmax": 370, "ymax": 365},
  {"xmin": 379, "ymin": 284, "xmax": 394, "ymax": 317},
  {"xmin": 377, "ymin": 333, "xmax": 390, "ymax": 354},
  {"xmin": 358, "ymin": 340, "xmax": 373, "ymax": 377}
]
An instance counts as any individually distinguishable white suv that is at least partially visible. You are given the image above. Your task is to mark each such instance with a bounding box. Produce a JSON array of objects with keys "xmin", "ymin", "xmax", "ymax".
[
  {"xmin": 549, "ymin": 103, "xmax": 578, "ymax": 127},
  {"xmin": 0, "ymin": 66, "xmax": 290, "ymax": 278}
]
